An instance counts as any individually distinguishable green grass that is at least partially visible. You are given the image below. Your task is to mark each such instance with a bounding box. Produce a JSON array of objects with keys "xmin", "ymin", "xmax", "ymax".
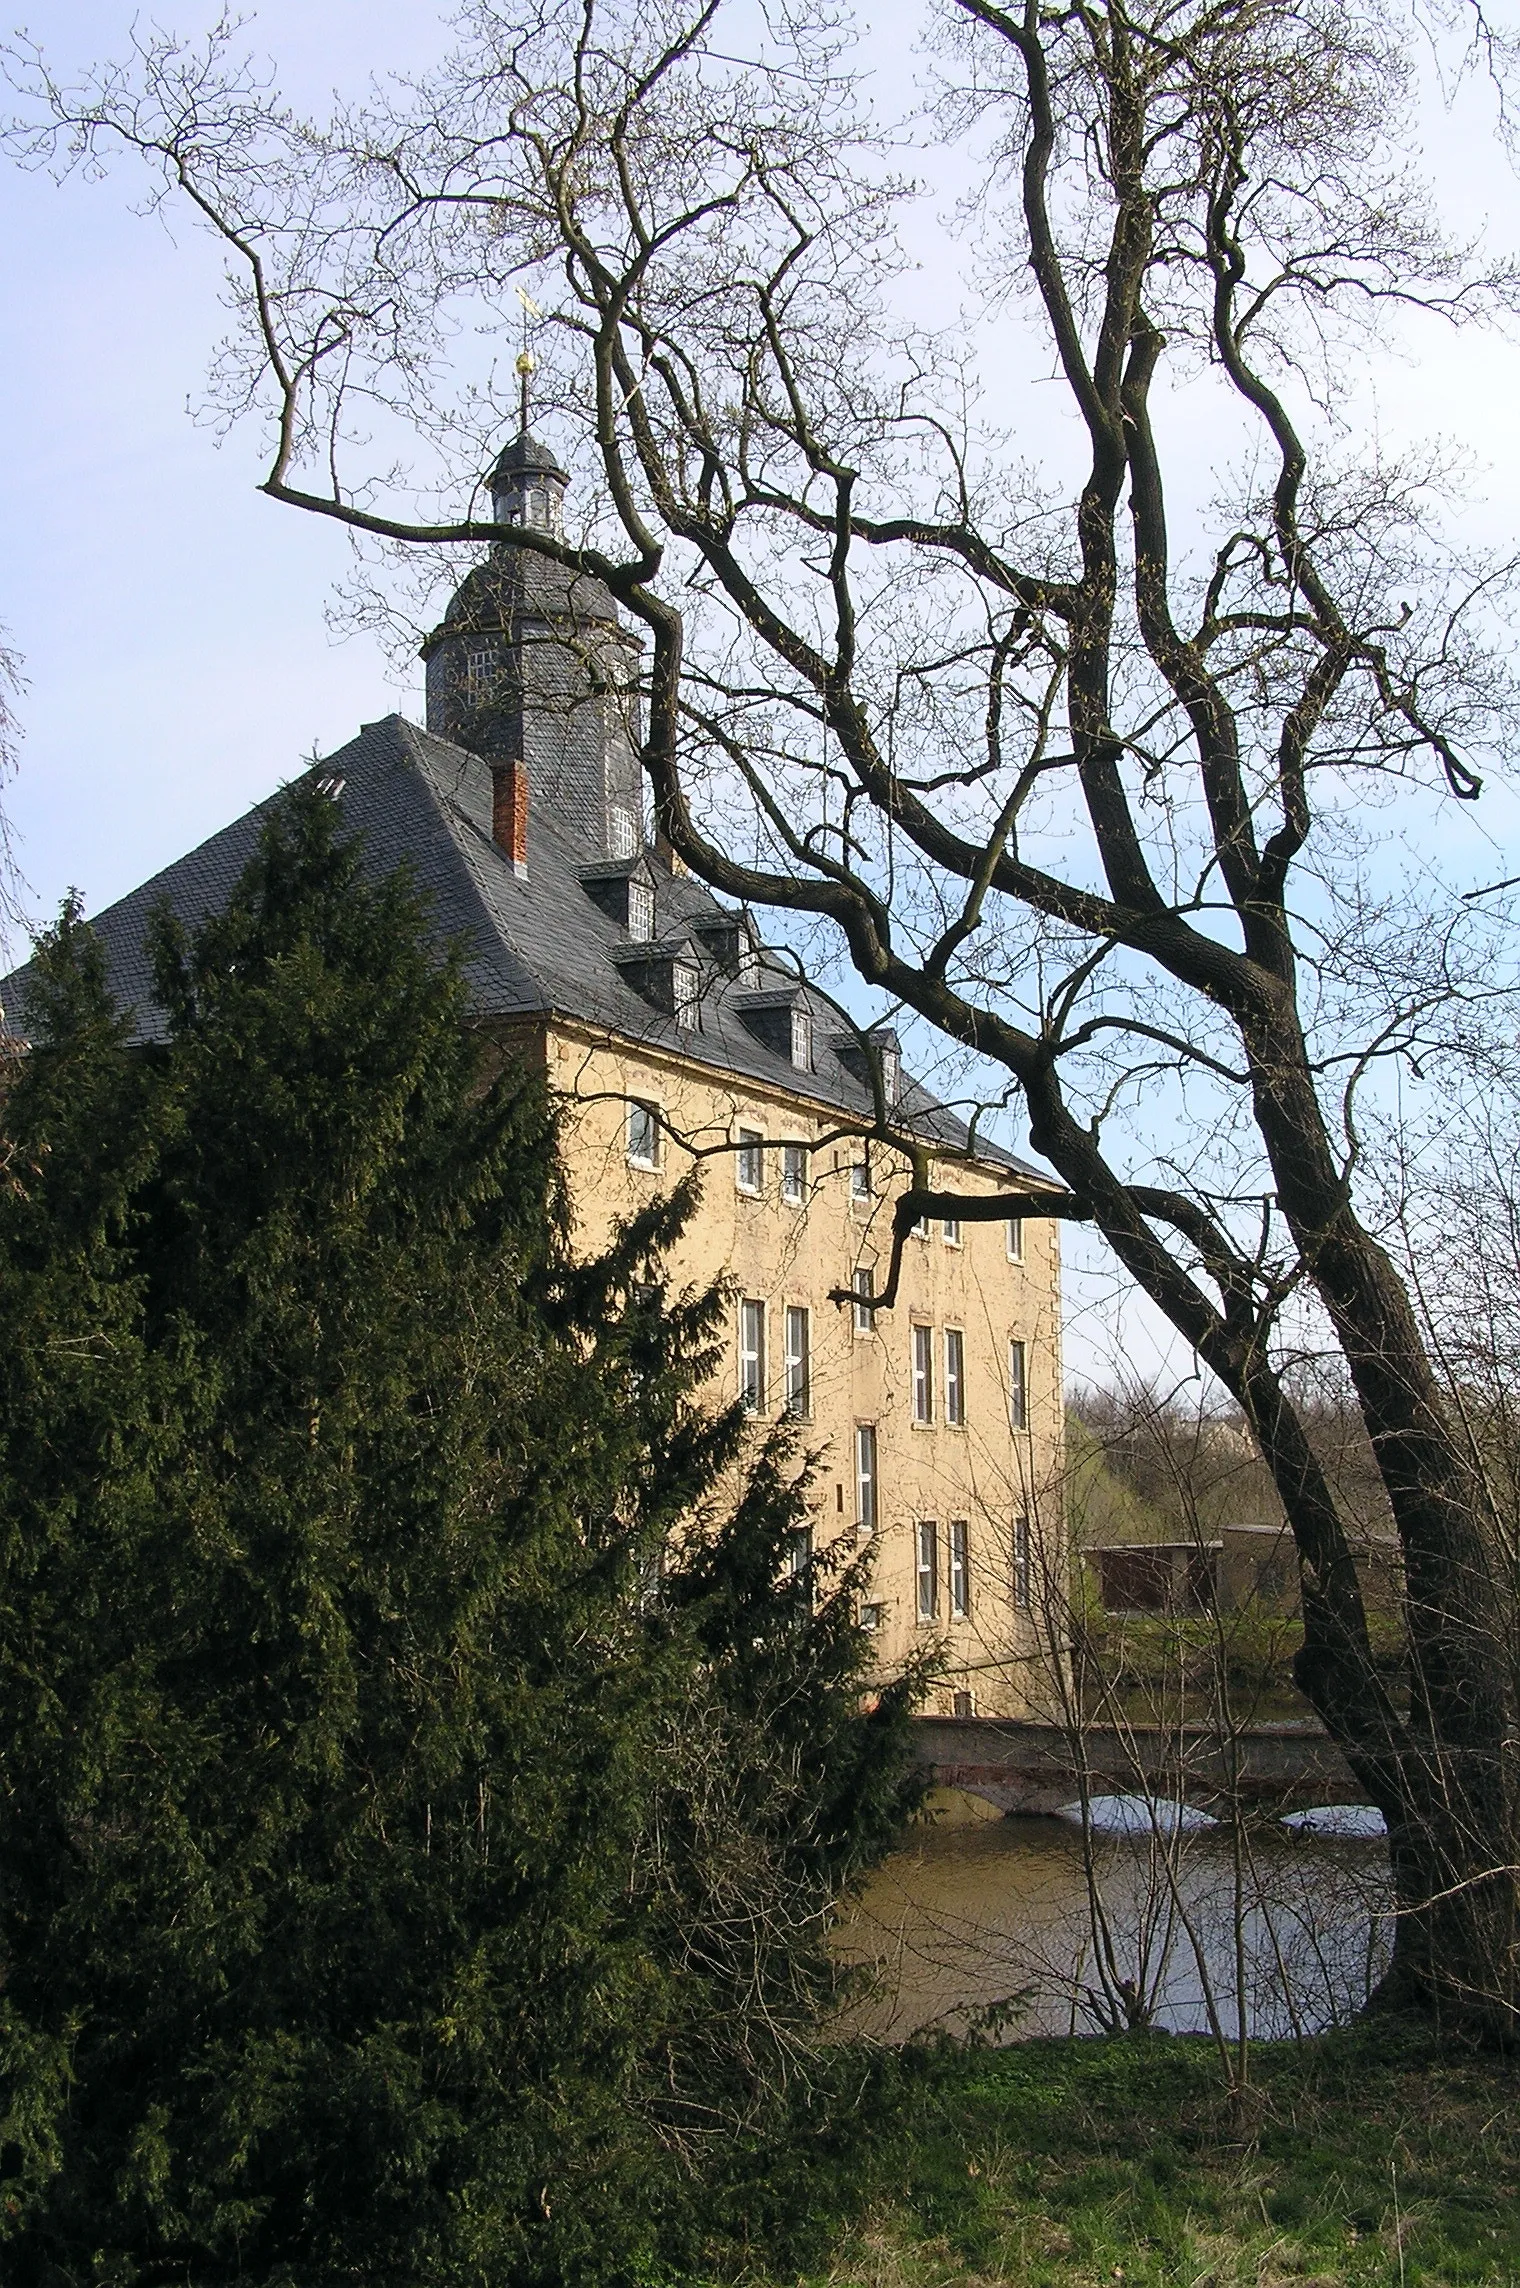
[{"xmin": 782, "ymin": 2028, "xmax": 1520, "ymax": 2288}]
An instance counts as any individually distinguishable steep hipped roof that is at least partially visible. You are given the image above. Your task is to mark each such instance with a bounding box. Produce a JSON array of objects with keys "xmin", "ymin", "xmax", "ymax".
[{"xmin": 0, "ymin": 714, "xmax": 1048, "ymax": 1182}]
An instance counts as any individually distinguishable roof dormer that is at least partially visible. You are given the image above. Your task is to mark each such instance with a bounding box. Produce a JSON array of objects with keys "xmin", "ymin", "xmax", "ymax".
[
  {"xmin": 610, "ymin": 937, "xmax": 702, "ymax": 1030},
  {"xmin": 738, "ymin": 989, "xmax": 814, "ymax": 1072},
  {"xmin": 834, "ymin": 1026, "xmax": 901, "ymax": 1104},
  {"xmin": 579, "ymin": 857, "xmax": 657, "ymax": 940},
  {"xmin": 691, "ymin": 908, "xmax": 760, "ymax": 982}
]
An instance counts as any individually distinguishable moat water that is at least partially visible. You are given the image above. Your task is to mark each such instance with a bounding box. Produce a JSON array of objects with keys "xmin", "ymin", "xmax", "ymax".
[{"xmin": 836, "ymin": 1792, "xmax": 1393, "ymax": 2042}]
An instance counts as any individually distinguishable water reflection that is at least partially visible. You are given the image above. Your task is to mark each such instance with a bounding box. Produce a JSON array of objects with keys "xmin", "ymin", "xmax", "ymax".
[{"xmin": 836, "ymin": 1791, "xmax": 1393, "ymax": 2041}]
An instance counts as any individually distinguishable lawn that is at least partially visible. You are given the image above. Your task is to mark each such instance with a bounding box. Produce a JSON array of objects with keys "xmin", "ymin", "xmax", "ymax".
[{"xmin": 800, "ymin": 2028, "xmax": 1520, "ymax": 2288}]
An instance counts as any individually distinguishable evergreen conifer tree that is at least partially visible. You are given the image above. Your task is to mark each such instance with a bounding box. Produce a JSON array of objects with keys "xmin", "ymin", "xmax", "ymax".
[{"xmin": 0, "ymin": 785, "xmax": 920, "ymax": 2288}]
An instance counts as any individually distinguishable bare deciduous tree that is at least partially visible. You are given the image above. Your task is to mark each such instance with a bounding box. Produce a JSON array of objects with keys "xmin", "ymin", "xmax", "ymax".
[{"xmin": 12, "ymin": 0, "xmax": 1520, "ymax": 2030}]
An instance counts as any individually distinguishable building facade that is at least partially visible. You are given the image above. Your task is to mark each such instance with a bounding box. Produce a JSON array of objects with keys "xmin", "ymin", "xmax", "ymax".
[{"xmin": 0, "ymin": 428, "xmax": 1066, "ymax": 1717}]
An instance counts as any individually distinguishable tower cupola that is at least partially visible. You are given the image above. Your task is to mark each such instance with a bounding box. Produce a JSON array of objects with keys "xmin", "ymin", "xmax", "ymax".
[{"xmin": 489, "ymin": 432, "xmax": 567, "ymax": 537}]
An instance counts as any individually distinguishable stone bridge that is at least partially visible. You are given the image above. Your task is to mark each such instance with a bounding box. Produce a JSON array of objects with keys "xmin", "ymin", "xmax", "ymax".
[{"xmin": 911, "ymin": 1714, "xmax": 1362, "ymax": 1816}]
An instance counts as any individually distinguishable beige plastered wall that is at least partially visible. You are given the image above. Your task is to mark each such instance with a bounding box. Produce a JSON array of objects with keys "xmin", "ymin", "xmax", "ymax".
[{"xmin": 511, "ymin": 1016, "xmax": 1066, "ymax": 1720}]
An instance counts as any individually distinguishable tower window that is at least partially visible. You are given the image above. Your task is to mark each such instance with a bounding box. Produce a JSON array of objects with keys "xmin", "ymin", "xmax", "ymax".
[
  {"xmin": 607, "ymin": 807, "xmax": 638, "ymax": 859},
  {"xmin": 465, "ymin": 646, "xmax": 498, "ymax": 693}
]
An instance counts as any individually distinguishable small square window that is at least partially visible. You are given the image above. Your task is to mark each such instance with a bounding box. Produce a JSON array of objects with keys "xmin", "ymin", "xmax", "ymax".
[
  {"xmin": 1006, "ymin": 1216, "xmax": 1025, "ymax": 1263},
  {"xmin": 943, "ymin": 1216, "xmax": 962, "ymax": 1246},
  {"xmin": 781, "ymin": 1142, "xmax": 809, "ymax": 1204},
  {"xmin": 626, "ymin": 1099, "xmax": 661, "ymax": 1169},
  {"xmin": 736, "ymin": 1128, "xmax": 764, "ymax": 1193}
]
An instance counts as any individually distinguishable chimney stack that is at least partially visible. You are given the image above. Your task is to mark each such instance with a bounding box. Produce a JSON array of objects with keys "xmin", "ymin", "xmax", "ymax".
[{"xmin": 491, "ymin": 759, "xmax": 529, "ymax": 877}]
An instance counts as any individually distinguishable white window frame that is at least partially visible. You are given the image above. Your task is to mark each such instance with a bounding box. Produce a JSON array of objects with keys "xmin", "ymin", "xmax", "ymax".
[
  {"xmin": 950, "ymin": 1518, "xmax": 971, "ymax": 1619},
  {"xmin": 673, "ymin": 961, "xmax": 699, "ymax": 1029},
  {"xmin": 912, "ymin": 1215, "xmax": 931, "ymax": 1243},
  {"xmin": 852, "ymin": 1266, "xmax": 877, "ymax": 1336},
  {"xmin": 735, "ymin": 1127, "xmax": 764, "ymax": 1194},
  {"xmin": 850, "ymin": 1153, "xmax": 873, "ymax": 1204},
  {"xmin": 626, "ymin": 1098, "xmax": 661, "ymax": 1170},
  {"xmin": 783, "ymin": 1304, "xmax": 811, "ymax": 1418},
  {"xmin": 916, "ymin": 1519, "xmax": 938, "ymax": 1623},
  {"xmin": 627, "ymin": 878, "xmax": 655, "ymax": 942},
  {"xmin": 1006, "ymin": 1216, "xmax": 1025, "ymax": 1263},
  {"xmin": 944, "ymin": 1327, "xmax": 965, "ymax": 1427},
  {"xmin": 912, "ymin": 1323, "xmax": 935, "ymax": 1426},
  {"xmin": 790, "ymin": 1007, "xmax": 813, "ymax": 1070},
  {"xmin": 860, "ymin": 1600, "xmax": 884, "ymax": 1634},
  {"xmin": 781, "ymin": 1142, "xmax": 809, "ymax": 1205},
  {"xmin": 1008, "ymin": 1337, "xmax": 1028, "ymax": 1432},
  {"xmin": 739, "ymin": 1298, "xmax": 766, "ymax": 1413},
  {"xmin": 1013, "ymin": 1512, "xmax": 1031, "ymax": 1609},
  {"xmin": 943, "ymin": 1216, "xmax": 963, "ymax": 1247},
  {"xmin": 855, "ymin": 1422, "xmax": 878, "ymax": 1532},
  {"xmin": 607, "ymin": 805, "xmax": 638, "ymax": 860},
  {"xmin": 465, "ymin": 644, "xmax": 498, "ymax": 691}
]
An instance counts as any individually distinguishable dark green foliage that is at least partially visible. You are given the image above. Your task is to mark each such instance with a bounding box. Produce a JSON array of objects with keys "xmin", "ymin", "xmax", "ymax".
[{"xmin": 0, "ymin": 785, "xmax": 921, "ymax": 2287}]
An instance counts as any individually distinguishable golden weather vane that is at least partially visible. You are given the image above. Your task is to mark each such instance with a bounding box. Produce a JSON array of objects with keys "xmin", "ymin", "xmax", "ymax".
[{"xmin": 513, "ymin": 283, "xmax": 542, "ymax": 431}]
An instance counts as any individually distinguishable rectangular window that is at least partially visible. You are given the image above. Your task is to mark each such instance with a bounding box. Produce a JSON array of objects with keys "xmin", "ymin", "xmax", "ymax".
[
  {"xmin": 860, "ymin": 1600, "xmax": 884, "ymax": 1633},
  {"xmin": 912, "ymin": 1215, "xmax": 931, "ymax": 1242},
  {"xmin": 788, "ymin": 1523, "xmax": 813, "ymax": 1595},
  {"xmin": 852, "ymin": 1265, "xmax": 876, "ymax": 1335},
  {"xmin": 944, "ymin": 1327, "xmax": 965, "ymax": 1426},
  {"xmin": 916, "ymin": 1520, "xmax": 938, "ymax": 1623},
  {"xmin": 1006, "ymin": 1216, "xmax": 1025, "ymax": 1263},
  {"xmin": 783, "ymin": 1305, "xmax": 811, "ymax": 1418},
  {"xmin": 1013, "ymin": 1512, "xmax": 1031, "ymax": 1609},
  {"xmin": 736, "ymin": 1127, "xmax": 764, "ymax": 1193},
  {"xmin": 850, "ymin": 1153, "xmax": 872, "ymax": 1202},
  {"xmin": 950, "ymin": 1519, "xmax": 971, "ymax": 1618},
  {"xmin": 627, "ymin": 878, "xmax": 654, "ymax": 941},
  {"xmin": 943, "ymin": 1216, "xmax": 962, "ymax": 1246},
  {"xmin": 781, "ymin": 1142, "xmax": 809, "ymax": 1204},
  {"xmin": 952, "ymin": 1687, "xmax": 975, "ymax": 1719},
  {"xmin": 626, "ymin": 1098, "xmax": 661, "ymax": 1169},
  {"xmin": 673, "ymin": 962, "xmax": 699, "ymax": 1029},
  {"xmin": 790, "ymin": 1007, "xmax": 813, "ymax": 1070},
  {"xmin": 465, "ymin": 644, "xmax": 497, "ymax": 690},
  {"xmin": 739, "ymin": 1299, "xmax": 766, "ymax": 1412},
  {"xmin": 912, "ymin": 1323, "xmax": 934, "ymax": 1425},
  {"xmin": 855, "ymin": 1423, "xmax": 878, "ymax": 1532},
  {"xmin": 1008, "ymin": 1338, "xmax": 1028, "ymax": 1431}
]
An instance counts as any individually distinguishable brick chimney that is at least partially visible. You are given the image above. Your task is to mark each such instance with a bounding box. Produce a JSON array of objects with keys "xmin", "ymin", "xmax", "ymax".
[{"xmin": 491, "ymin": 759, "xmax": 528, "ymax": 877}]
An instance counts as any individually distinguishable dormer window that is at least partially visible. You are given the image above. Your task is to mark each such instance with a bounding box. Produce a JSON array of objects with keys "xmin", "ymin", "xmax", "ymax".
[
  {"xmin": 611, "ymin": 938, "xmax": 702, "ymax": 1029},
  {"xmin": 737, "ymin": 989, "xmax": 811, "ymax": 1066},
  {"xmin": 628, "ymin": 878, "xmax": 655, "ymax": 942},
  {"xmin": 790, "ymin": 1007, "xmax": 813, "ymax": 1071},
  {"xmin": 692, "ymin": 911, "xmax": 760, "ymax": 979},
  {"xmin": 674, "ymin": 962, "xmax": 699, "ymax": 1029}
]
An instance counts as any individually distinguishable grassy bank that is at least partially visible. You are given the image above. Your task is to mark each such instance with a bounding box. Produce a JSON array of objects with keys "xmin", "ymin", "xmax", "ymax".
[{"xmin": 785, "ymin": 2029, "xmax": 1520, "ymax": 2288}]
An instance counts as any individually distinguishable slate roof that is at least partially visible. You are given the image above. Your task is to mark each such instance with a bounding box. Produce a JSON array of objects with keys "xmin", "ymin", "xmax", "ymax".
[{"xmin": 0, "ymin": 713, "xmax": 1048, "ymax": 1182}]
